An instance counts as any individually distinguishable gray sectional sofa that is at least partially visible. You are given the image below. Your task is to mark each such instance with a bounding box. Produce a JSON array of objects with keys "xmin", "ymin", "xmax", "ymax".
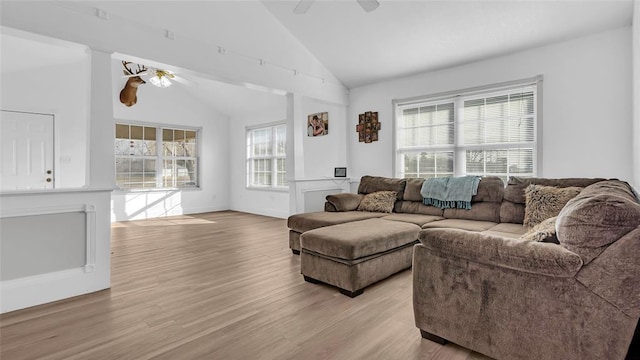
[
  {"xmin": 287, "ymin": 175, "xmax": 640, "ymax": 359},
  {"xmin": 287, "ymin": 175, "xmax": 605, "ymax": 296}
]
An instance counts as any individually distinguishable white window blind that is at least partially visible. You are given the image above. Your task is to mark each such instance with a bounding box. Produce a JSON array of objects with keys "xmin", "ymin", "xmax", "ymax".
[
  {"xmin": 460, "ymin": 87, "xmax": 536, "ymax": 180},
  {"xmin": 115, "ymin": 123, "xmax": 199, "ymax": 190},
  {"xmin": 246, "ymin": 123, "xmax": 287, "ymax": 189},
  {"xmin": 395, "ymin": 78, "xmax": 540, "ymax": 182},
  {"xmin": 397, "ymin": 102, "xmax": 455, "ymax": 178}
]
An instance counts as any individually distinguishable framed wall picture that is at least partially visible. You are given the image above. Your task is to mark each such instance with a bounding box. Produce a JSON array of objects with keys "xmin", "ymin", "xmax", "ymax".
[
  {"xmin": 356, "ymin": 111, "xmax": 379, "ymax": 143},
  {"xmin": 334, "ymin": 167, "xmax": 347, "ymax": 177},
  {"xmin": 307, "ymin": 112, "xmax": 329, "ymax": 137}
]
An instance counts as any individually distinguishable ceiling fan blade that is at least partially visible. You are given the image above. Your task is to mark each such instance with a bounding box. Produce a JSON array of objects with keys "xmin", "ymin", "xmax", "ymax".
[
  {"xmin": 293, "ymin": 0, "xmax": 314, "ymax": 14},
  {"xmin": 357, "ymin": 0, "xmax": 379, "ymax": 12}
]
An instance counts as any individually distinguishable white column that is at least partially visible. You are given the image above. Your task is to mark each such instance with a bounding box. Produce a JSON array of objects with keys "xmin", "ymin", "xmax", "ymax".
[
  {"xmin": 87, "ymin": 49, "xmax": 115, "ymax": 189},
  {"xmin": 287, "ymin": 92, "xmax": 306, "ymax": 214}
]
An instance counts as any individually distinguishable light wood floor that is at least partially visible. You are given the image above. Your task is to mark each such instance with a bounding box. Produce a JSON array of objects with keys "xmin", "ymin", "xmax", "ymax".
[{"xmin": 1, "ymin": 211, "xmax": 490, "ymax": 360}]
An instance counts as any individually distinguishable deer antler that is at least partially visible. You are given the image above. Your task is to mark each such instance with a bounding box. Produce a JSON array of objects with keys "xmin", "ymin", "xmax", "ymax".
[
  {"xmin": 136, "ymin": 64, "xmax": 147, "ymax": 74},
  {"xmin": 122, "ymin": 61, "xmax": 134, "ymax": 75},
  {"xmin": 122, "ymin": 61, "xmax": 147, "ymax": 75}
]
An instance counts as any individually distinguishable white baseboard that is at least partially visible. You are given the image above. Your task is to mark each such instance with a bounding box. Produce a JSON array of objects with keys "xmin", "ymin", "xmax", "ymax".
[
  {"xmin": 1, "ymin": 267, "xmax": 110, "ymax": 314},
  {"xmin": 182, "ymin": 205, "xmax": 229, "ymax": 215},
  {"xmin": 229, "ymin": 205, "xmax": 288, "ymax": 219}
]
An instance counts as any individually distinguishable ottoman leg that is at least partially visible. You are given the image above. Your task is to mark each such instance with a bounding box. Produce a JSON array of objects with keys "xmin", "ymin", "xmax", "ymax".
[
  {"xmin": 303, "ymin": 275, "xmax": 321, "ymax": 284},
  {"xmin": 420, "ymin": 330, "xmax": 448, "ymax": 345},
  {"xmin": 339, "ymin": 288, "xmax": 364, "ymax": 298}
]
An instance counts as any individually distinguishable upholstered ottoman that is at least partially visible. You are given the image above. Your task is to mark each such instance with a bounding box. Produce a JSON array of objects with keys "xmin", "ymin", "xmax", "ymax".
[{"xmin": 300, "ymin": 218, "xmax": 421, "ymax": 297}]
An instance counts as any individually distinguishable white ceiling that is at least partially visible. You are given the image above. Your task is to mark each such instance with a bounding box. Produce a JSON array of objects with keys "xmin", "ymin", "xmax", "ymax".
[
  {"xmin": 263, "ymin": 0, "xmax": 634, "ymax": 88},
  {"xmin": 1, "ymin": 28, "xmax": 88, "ymax": 74},
  {"xmin": 1, "ymin": 0, "xmax": 634, "ymax": 117}
]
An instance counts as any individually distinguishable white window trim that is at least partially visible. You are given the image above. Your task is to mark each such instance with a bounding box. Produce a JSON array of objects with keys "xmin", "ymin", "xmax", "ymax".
[
  {"xmin": 246, "ymin": 120, "xmax": 288, "ymax": 191},
  {"xmin": 114, "ymin": 121, "xmax": 202, "ymax": 192},
  {"xmin": 392, "ymin": 75, "xmax": 543, "ymax": 179}
]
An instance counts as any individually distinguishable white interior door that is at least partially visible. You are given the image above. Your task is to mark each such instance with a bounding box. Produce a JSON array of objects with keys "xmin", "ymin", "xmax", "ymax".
[{"xmin": 1, "ymin": 110, "xmax": 54, "ymax": 190}]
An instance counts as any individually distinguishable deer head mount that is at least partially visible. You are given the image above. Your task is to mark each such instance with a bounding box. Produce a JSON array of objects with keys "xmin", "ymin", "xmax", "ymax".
[{"xmin": 119, "ymin": 61, "xmax": 147, "ymax": 107}]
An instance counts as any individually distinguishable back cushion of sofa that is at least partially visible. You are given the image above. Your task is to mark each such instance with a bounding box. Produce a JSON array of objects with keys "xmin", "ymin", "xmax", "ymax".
[
  {"xmin": 403, "ymin": 176, "xmax": 504, "ymax": 203},
  {"xmin": 438, "ymin": 177, "xmax": 504, "ymax": 222},
  {"xmin": 400, "ymin": 176, "xmax": 504, "ymax": 221},
  {"xmin": 444, "ymin": 202, "xmax": 501, "ymax": 222},
  {"xmin": 556, "ymin": 180, "xmax": 640, "ymax": 264},
  {"xmin": 394, "ymin": 200, "xmax": 444, "ymax": 216},
  {"xmin": 403, "ymin": 178, "xmax": 425, "ymax": 201},
  {"xmin": 472, "ymin": 177, "xmax": 504, "ymax": 203},
  {"xmin": 358, "ymin": 176, "xmax": 406, "ymax": 200},
  {"xmin": 500, "ymin": 177, "xmax": 606, "ymax": 224}
]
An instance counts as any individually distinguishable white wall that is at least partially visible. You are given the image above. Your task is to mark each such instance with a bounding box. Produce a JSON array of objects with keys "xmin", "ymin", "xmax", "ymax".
[
  {"xmin": 110, "ymin": 59, "xmax": 230, "ymax": 221},
  {"xmin": 1, "ymin": 60, "xmax": 90, "ymax": 188},
  {"xmin": 228, "ymin": 94, "xmax": 289, "ymax": 218},
  {"xmin": 349, "ymin": 27, "xmax": 634, "ymax": 183},
  {"xmin": 301, "ymin": 97, "xmax": 349, "ymax": 179}
]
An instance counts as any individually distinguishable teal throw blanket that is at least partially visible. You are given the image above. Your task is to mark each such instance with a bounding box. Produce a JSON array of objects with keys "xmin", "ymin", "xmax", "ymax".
[{"xmin": 420, "ymin": 176, "xmax": 481, "ymax": 209}]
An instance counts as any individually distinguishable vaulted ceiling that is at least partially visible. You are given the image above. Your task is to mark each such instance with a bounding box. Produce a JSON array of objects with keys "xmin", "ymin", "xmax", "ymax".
[
  {"xmin": 1, "ymin": 0, "xmax": 634, "ymax": 118},
  {"xmin": 263, "ymin": 0, "xmax": 633, "ymax": 88}
]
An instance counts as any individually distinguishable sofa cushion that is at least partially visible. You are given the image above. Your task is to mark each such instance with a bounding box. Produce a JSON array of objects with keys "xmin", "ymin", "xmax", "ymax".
[
  {"xmin": 422, "ymin": 219, "xmax": 498, "ymax": 232},
  {"xmin": 472, "ymin": 176, "xmax": 505, "ymax": 203},
  {"xmin": 482, "ymin": 223, "xmax": 529, "ymax": 240},
  {"xmin": 287, "ymin": 211, "xmax": 385, "ymax": 233},
  {"xmin": 358, "ymin": 175, "xmax": 406, "ymax": 200},
  {"xmin": 487, "ymin": 223, "xmax": 528, "ymax": 235},
  {"xmin": 443, "ymin": 202, "xmax": 501, "ymax": 222},
  {"xmin": 394, "ymin": 201, "xmax": 444, "ymax": 216},
  {"xmin": 381, "ymin": 213, "xmax": 444, "ymax": 227},
  {"xmin": 500, "ymin": 177, "xmax": 605, "ymax": 224},
  {"xmin": 403, "ymin": 176, "xmax": 504, "ymax": 203},
  {"xmin": 325, "ymin": 193, "xmax": 363, "ymax": 212},
  {"xmin": 504, "ymin": 177, "xmax": 604, "ymax": 203},
  {"xmin": 520, "ymin": 216, "xmax": 559, "ymax": 243},
  {"xmin": 557, "ymin": 180, "xmax": 640, "ymax": 264},
  {"xmin": 403, "ymin": 178, "xmax": 426, "ymax": 201},
  {"xmin": 523, "ymin": 185, "xmax": 582, "ymax": 227},
  {"xmin": 300, "ymin": 219, "xmax": 420, "ymax": 260},
  {"xmin": 357, "ymin": 191, "xmax": 397, "ymax": 213},
  {"xmin": 499, "ymin": 200, "xmax": 526, "ymax": 224}
]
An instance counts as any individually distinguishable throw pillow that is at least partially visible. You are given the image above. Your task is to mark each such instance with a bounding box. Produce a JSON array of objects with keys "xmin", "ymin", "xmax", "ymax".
[
  {"xmin": 523, "ymin": 185, "xmax": 582, "ymax": 227},
  {"xmin": 520, "ymin": 216, "xmax": 559, "ymax": 243},
  {"xmin": 357, "ymin": 191, "xmax": 397, "ymax": 213}
]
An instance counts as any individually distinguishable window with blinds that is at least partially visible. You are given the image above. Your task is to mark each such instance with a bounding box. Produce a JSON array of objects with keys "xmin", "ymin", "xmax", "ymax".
[
  {"xmin": 115, "ymin": 123, "xmax": 199, "ymax": 189},
  {"xmin": 246, "ymin": 122, "xmax": 287, "ymax": 189},
  {"xmin": 398, "ymin": 102, "xmax": 455, "ymax": 178},
  {"xmin": 395, "ymin": 79, "xmax": 539, "ymax": 183}
]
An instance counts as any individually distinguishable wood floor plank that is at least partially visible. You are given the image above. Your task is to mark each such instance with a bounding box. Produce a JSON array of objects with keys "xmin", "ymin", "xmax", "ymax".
[{"xmin": 0, "ymin": 211, "xmax": 491, "ymax": 360}]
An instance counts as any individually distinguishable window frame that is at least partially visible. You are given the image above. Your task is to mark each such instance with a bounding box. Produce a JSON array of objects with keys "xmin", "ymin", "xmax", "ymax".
[
  {"xmin": 114, "ymin": 121, "xmax": 201, "ymax": 192},
  {"xmin": 246, "ymin": 121, "xmax": 288, "ymax": 191},
  {"xmin": 393, "ymin": 76, "xmax": 543, "ymax": 181}
]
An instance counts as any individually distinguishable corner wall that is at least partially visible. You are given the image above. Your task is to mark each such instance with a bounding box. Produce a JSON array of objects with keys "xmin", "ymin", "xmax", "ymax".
[
  {"xmin": 228, "ymin": 95, "xmax": 289, "ymax": 218},
  {"xmin": 110, "ymin": 59, "xmax": 230, "ymax": 221},
  {"xmin": 1, "ymin": 60, "xmax": 90, "ymax": 188},
  {"xmin": 349, "ymin": 27, "xmax": 634, "ymax": 183}
]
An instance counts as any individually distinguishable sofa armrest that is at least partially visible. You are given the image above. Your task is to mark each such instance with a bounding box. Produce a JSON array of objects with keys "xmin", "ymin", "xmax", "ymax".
[
  {"xmin": 418, "ymin": 228, "xmax": 583, "ymax": 277},
  {"xmin": 325, "ymin": 193, "xmax": 363, "ymax": 212}
]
